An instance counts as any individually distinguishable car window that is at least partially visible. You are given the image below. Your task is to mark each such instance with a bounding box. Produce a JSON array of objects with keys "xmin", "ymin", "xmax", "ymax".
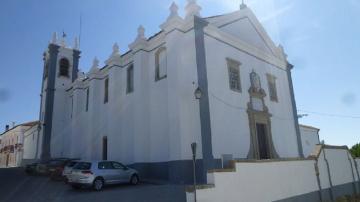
[
  {"xmin": 66, "ymin": 161, "xmax": 77, "ymax": 167},
  {"xmin": 73, "ymin": 162, "xmax": 91, "ymax": 170},
  {"xmin": 112, "ymin": 162, "xmax": 126, "ymax": 169},
  {"xmin": 98, "ymin": 161, "xmax": 113, "ymax": 169},
  {"xmin": 48, "ymin": 160, "xmax": 63, "ymax": 166}
]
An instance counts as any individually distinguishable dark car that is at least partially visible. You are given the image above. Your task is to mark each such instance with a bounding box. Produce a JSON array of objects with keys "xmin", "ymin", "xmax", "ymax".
[
  {"xmin": 49, "ymin": 159, "xmax": 80, "ymax": 181},
  {"xmin": 25, "ymin": 158, "xmax": 71, "ymax": 176},
  {"xmin": 25, "ymin": 161, "xmax": 41, "ymax": 175}
]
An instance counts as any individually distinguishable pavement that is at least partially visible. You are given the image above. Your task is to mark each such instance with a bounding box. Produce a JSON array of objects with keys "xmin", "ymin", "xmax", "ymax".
[{"xmin": 0, "ymin": 168, "xmax": 186, "ymax": 202}]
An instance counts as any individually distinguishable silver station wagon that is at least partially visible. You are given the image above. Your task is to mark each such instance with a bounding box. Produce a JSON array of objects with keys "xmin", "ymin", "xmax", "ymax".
[{"xmin": 68, "ymin": 160, "xmax": 139, "ymax": 191}]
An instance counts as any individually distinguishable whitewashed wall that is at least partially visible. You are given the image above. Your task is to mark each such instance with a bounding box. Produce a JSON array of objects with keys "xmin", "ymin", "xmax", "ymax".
[
  {"xmin": 300, "ymin": 125, "xmax": 320, "ymax": 157},
  {"xmin": 187, "ymin": 147, "xmax": 360, "ymax": 202},
  {"xmin": 204, "ymin": 29, "xmax": 298, "ymax": 159},
  {"xmin": 49, "ymin": 26, "xmax": 204, "ymax": 165},
  {"xmin": 23, "ymin": 124, "xmax": 41, "ymax": 161}
]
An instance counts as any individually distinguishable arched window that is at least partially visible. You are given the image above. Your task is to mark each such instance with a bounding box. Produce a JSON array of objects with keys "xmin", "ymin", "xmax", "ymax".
[
  {"xmin": 155, "ymin": 47, "xmax": 167, "ymax": 81},
  {"xmin": 59, "ymin": 58, "xmax": 70, "ymax": 77}
]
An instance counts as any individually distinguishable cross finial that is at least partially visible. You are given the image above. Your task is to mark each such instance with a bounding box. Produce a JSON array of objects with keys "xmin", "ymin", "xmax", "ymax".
[
  {"xmin": 185, "ymin": 0, "xmax": 202, "ymax": 20},
  {"xmin": 137, "ymin": 25, "xmax": 145, "ymax": 39},
  {"xmin": 240, "ymin": 0, "xmax": 247, "ymax": 9},
  {"xmin": 168, "ymin": 2, "xmax": 179, "ymax": 19},
  {"xmin": 93, "ymin": 57, "xmax": 99, "ymax": 68},
  {"xmin": 112, "ymin": 43, "xmax": 119, "ymax": 54}
]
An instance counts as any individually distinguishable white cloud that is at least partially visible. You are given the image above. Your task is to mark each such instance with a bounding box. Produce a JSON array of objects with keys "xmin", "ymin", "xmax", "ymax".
[{"xmin": 258, "ymin": 3, "xmax": 293, "ymax": 23}]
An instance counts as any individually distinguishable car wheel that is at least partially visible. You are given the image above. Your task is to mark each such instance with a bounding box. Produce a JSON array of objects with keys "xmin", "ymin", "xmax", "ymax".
[
  {"xmin": 130, "ymin": 174, "xmax": 139, "ymax": 185},
  {"xmin": 93, "ymin": 178, "xmax": 104, "ymax": 191}
]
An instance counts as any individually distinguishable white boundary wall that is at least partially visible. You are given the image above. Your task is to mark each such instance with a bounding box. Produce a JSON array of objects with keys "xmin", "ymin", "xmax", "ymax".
[{"xmin": 187, "ymin": 146, "xmax": 360, "ymax": 202}]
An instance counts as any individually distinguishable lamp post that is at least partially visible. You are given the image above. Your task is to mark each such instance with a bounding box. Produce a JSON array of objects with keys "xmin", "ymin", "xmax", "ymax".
[
  {"xmin": 191, "ymin": 142, "xmax": 197, "ymax": 202},
  {"xmin": 194, "ymin": 87, "xmax": 202, "ymax": 100}
]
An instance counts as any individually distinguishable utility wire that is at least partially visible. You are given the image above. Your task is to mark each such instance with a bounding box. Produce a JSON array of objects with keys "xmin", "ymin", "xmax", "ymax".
[
  {"xmin": 297, "ymin": 110, "xmax": 360, "ymax": 119},
  {"xmin": 209, "ymin": 91, "xmax": 360, "ymax": 120}
]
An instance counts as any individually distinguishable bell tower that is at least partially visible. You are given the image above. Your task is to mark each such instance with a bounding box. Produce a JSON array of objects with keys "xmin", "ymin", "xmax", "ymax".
[{"xmin": 40, "ymin": 32, "xmax": 81, "ymax": 160}]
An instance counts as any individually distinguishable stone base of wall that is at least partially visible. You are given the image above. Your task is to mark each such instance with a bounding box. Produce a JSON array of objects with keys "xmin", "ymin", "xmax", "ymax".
[
  {"xmin": 129, "ymin": 159, "xmax": 222, "ymax": 184},
  {"xmin": 275, "ymin": 181, "xmax": 360, "ymax": 202},
  {"xmin": 21, "ymin": 159, "xmax": 39, "ymax": 167}
]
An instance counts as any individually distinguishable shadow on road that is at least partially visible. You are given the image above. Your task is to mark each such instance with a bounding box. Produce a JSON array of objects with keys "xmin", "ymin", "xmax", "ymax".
[{"xmin": 0, "ymin": 168, "xmax": 186, "ymax": 202}]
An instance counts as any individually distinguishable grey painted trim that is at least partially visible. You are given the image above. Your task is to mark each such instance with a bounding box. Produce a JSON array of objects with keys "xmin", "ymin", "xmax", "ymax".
[
  {"xmin": 129, "ymin": 159, "xmax": 222, "ymax": 184},
  {"xmin": 286, "ymin": 63, "xmax": 304, "ymax": 158},
  {"xmin": 72, "ymin": 49, "xmax": 81, "ymax": 82},
  {"xmin": 194, "ymin": 16, "xmax": 217, "ymax": 183},
  {"xmin": 332, "ymin": 181, "xmax": 360, "ymax": 199},
  {"xmin": 41, "ymin": 44, "xmax": 60, "ymax": 160},
  {"xmin": 34, "ymin": 125, "xmax": 41, "ymax": 160},
  {"xmin": 274, "ymin": 189, "xmax": 320, "ymax": 202},
  {"xmin": 275, "ymin": 182, "xmax": 359, "ymax": 202}
]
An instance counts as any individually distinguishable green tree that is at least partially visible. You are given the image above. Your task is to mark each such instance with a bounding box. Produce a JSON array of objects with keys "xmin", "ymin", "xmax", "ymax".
[{"xmin": 350, "ymin": 143, "xmax": 360, "ymax": 158}]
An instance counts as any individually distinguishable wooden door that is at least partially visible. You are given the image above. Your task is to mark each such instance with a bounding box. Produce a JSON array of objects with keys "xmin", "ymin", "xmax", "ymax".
[{"xmin": 256, "ymin": 123, "xmax": 270, "ymax": 159}]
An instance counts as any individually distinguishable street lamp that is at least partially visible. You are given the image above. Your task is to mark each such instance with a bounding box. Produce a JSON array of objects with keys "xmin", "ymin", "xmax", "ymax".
[
  {"xmin": 191, "ymin": 142, "xmax": 197, "ymax": 202},
  {"xmin": 194, "ymin": 87, "xmax": 202, "ymax": 100}
]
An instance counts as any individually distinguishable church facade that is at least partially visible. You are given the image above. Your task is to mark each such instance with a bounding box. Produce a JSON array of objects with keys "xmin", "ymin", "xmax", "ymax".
[{"xmin": 39, "ymin": 1, "xmax": 304, "ymax": 183}]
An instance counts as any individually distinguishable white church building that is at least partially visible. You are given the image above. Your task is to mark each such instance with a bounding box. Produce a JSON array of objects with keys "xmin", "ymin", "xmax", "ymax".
[{"xmin": 39, "ymin": 1, "xmax": 309, "ymax": 183}]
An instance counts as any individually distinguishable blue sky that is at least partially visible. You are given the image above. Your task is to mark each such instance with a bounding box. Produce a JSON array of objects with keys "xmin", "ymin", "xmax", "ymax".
[{"xmin": 0, "ymin": 0, "xmax": 359, "ymax": 147}]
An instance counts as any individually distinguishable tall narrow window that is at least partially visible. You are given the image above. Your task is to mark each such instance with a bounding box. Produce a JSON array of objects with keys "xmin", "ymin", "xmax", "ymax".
[
  {"xmin": 104, "ymin": 78, "xmax": 109, "ymax": 103},
  {"xmin": 59, "ymin": 58, "xmax": 70, "ymax": 77},
  {"xmin": 155, "ymin": 47, "xmax": 167, "ymax": 81},
  {"xmin": 102, "ymin": 136, "xmax": 108, "ymax": 161},
  {"xmin": 127, "ymin": 64, "xmax": 134, "ymax": 94},
  {"xmin": 86, "ymin": 87, "xmax": 90, "ymax": 111},
  {"xmin": 70, "ymin": 96, "xmax": 73, "ymax": 118},
  {"xmin": 227, "ymin": 58, "xmax": 241, "ymax": 92},
  {"xmin": 267, "ymin": 74, "xmax": 278, "ymax": 102}
]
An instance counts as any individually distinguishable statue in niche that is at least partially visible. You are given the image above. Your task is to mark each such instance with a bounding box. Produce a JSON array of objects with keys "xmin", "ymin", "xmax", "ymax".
[{"xmin": 250, "ymin": 71, "xmax": 261, "ymax": 92}]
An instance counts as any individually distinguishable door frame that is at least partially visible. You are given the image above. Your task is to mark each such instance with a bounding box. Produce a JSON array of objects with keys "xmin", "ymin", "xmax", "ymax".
[
  {"xmin": 247, "ymin": 109, "xmax": 279, "ymax": 159},
  {"xmin": 102, "ymin": 136, "xmax": 108, "ymax": 161}
]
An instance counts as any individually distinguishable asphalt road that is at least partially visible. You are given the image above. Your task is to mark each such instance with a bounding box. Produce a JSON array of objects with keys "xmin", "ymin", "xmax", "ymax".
[{"xmin": 0, "ymin": 168, "xmax": 186, "ymax": 202}]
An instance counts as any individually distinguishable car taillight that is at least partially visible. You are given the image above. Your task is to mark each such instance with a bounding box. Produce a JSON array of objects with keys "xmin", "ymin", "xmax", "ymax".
[{"xmin": 81, "ymin": 170, "xmax": 93, "ymax": 175}]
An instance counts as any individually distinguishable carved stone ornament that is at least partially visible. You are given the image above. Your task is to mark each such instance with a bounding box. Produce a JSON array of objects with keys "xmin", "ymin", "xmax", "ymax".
[
  {"xmin": 250, "ymin": 71, "xmax": 261, "ymax": 91},
  {"xmin": 246, "ymin": 70, "xmax": 279, "ymax": 159}
]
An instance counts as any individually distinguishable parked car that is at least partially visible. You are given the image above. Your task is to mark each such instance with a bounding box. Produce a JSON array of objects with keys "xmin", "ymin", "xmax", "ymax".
[
  {"xmin": 25, "ymin": 160, "xmax": 42, "ymax": 175},
  {"xmin": 36, "ymin": 158, "xmax": 68, "ymax": 175},
  {"xmin": 49, "ymin": 159, "xmax": 80, "ymax": 181},
  {"xmin": 68, "ymin": 161, "xmax": 139, "ymax": 191},
  {"xmin": 62, "ymin": 160, "xmax": 80, "ymax": 183},
  {"xmin": 25, "ymin": 158, "xmax": 70, "ymax": 176}
]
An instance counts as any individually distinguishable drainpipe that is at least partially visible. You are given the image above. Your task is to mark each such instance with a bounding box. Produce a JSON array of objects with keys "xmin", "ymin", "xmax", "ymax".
[
  {"xmin": 314, "ymin": 159, "xmax": 323, "ymax": 202},
  {"xmin": 323, "ymin": 147, "xmax": 334, "ymax": 201}
]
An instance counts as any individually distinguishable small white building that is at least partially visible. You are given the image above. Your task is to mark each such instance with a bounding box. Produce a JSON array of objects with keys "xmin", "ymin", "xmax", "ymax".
[
  {"xmin": 0, "ymin": 121, "xmax": 40, "ymax": 167},
  {"xmin": 38, "ymin": 1, "xmax": 308, "ymax": 183},
  {"xmin": 300, "ymin": 124, "xmax": 320, "ymax": 157}
]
